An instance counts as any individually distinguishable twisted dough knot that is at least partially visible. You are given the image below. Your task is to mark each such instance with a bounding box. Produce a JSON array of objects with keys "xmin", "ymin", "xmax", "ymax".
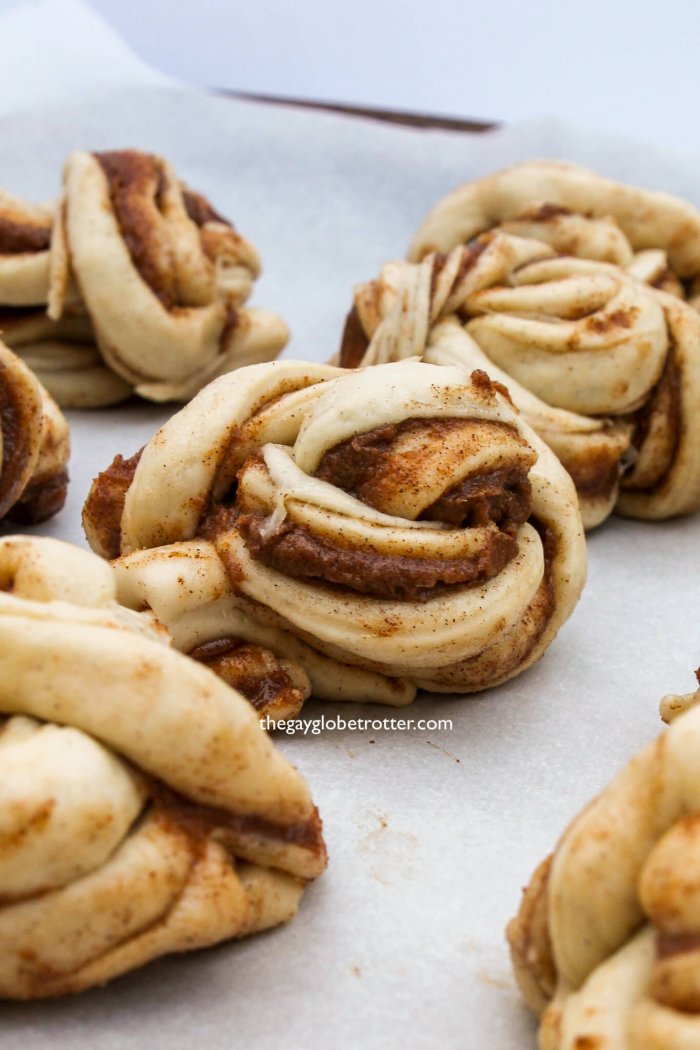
[
  {"xmin": 340, "ymin": 229, "xmax": 700, "ymax": 528},
  {"xmin": 0, "ymin": 339, "xmax": 69, "ymax": 524},
  {"xmin": 0, "ymin": 535, "xmax": 325, "ymax": 998},
  {"xmin": 0, "ymin": 150, "xmax": 288, "ymax": 407},
  {"xmin": 508, "ymin": 674, "xmax": 700, "ymax": 1049},
  {"xmin": 84, "ymin": 358, "xmax": 585, "ymax": 700},
  {"xmin": 0, "ymin": 190, "xmax": 53, "ymax": 305},
  {"xmin": 409, "ymin": 160, "xmax": 700, "ymax": 306}
]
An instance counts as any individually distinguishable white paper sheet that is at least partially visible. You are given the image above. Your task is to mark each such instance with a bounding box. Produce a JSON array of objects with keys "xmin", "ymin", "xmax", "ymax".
[{"xmin": 2, "ymin": 82, "xmax": 700, "ymax": 1050}]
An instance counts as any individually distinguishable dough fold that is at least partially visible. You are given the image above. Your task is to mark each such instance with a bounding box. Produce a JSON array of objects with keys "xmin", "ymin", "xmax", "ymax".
[
  {"xmin": 0, "ymin": 150, "xmax": 288, "ymax": 407},
  {"xmin": 84, "ymin": 358, "xmax": 586, "ymax": 702},
  {"xmin": 357, "ymin": 161, "xmax": 700, "ymax": 527},
  {"xmin": 0, "ymin": 535, "xmax": 326, "ymax": 998},
  {"xmin": 508, "ymin": 670, "xmax": 700, "ymax": 1049},
  {"xmin": 0, "ymin": 338, "xmax": 69, "ymax": 524}
]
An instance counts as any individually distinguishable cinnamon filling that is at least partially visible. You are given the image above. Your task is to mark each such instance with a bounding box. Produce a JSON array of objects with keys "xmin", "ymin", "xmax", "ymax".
[
  {"xmin": 421, "ymin": 466, "xmax": 532, "ymax": 527},
  {"xmin": 6, "ymin": 468, "xmax": 68, "ymax": 526},
  {"xmin": 95, "ymin": 152, "xmax": 239, "ymax": 312},
  {"xmin": 445, "ymin": 235, "xmax": 491, "ymax": 286},
  {"xmin": 584, "ymin": 306, "xmax": 639, "ymax": 334},
  {"xmin": 85, "ymin": 415, "xmax": 539, "ymax": 604},
  {"xmin": 0, "ymin": 361, "xmax": 32, "ymax": 521},
  {"xmin": 152, "ymin": 779, "xmax": 325, "ymax": 856},
  {"xmin": 339, "ymin": 305, "xmax": 370, "ymax": 368},
  {"xmin": 188, "ymin": 637, "xmax": 303, "ymax": 713},
  {"xmin": 0, "ymin": 761, "xmax": 324, "ymax": 914},
  {"xmin": 238, "ymin": 514, "xmax": 520, "ymax": 602},
  {"xmin": 652, "ymin": 267, "xmax": 685, "ymax": 298},
  {"xmin": 219, "ymin": 303, "xmax": 239, "ymax": 353},
  {"xmin": 0, "ymin": 216, "xmax": 51, "ymax": 255},
  {"xmin": 651, "ymin": 931, "xmax": 700, "ymax": 1012},
  {"xmin": 181, "ymin": 187, "xmax": 229, "ymax": 228},
  {"xmin": 199, "ymin": 500, "xmax": 239, "ymax": 542},
  {"xmin": 563, "ymin": 445, "xmax": 622, "ymax": 502},
  {"xmin": 624, "ymin": 349, "xmax": 681, "ymax": 491},
  {"xmin": 428, "ymin": 239, "xmax": 492, "ymax": 305},
  {"xmin": 514, "ymin": 202, "xmax": 574, "ymax": 222},
  {"xmin": 235, "ymin": 418, "xmax": 534, "ymax": 602},
  {"xmin": 656, "ymin": 932, "xmax": 700, "ymax": 959},
  {"xmin": 315, "ymin": 418, "xmax": 532, "ymax": 527},
  {"xmin": 96, "ymin": 151, "xmax": 176, "ymax": 304},
  {"xmin": 82, "ymin": 449, "xmax": 143, "ymax": 558}
]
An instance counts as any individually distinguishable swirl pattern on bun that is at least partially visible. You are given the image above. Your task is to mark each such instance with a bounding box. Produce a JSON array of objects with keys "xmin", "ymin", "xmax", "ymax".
[
  {"xmin": 409, "ymin": 160, "xmax": 700, "ymax": 307},
  {"xmin": 84, "ymin": 359, "xmax": 585, "ymax": 703},
  {"xmin": 0, "ymin": 150, "xmax": 288, "ymax": 407},
  {"xmin": 340, "ymin": 226, "xmax": 700, "ymax": 528}
]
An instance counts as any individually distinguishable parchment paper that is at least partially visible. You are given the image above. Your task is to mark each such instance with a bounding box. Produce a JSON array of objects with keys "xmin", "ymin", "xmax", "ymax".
[{"xmin": 3, "ymin": 85, "xmax": 700, "ymax": 1050}]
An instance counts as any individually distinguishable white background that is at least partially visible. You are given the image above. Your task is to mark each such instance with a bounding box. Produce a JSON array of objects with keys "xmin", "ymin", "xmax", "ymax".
[{"xmin": 1, "ymin": 0, "xmax": 697, "ymax": 150}]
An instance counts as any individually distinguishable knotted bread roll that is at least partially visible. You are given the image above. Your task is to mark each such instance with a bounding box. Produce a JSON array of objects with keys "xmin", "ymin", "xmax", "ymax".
[
  {"xmin": 0, "ymin": 534, "xmax": 326, "ymax": 998},
  {"xmin": 84, "ymin": 358, "xmax": 585, "ymax": 700},
  {"xmin": 508, "ymin": 670, "xmax": 700, "ymax": 1049},
  {"xmin": 0, "ymin": 338, "xmax": 69, "ymax": 524},
  {"xmin": 409, "ymin": 160, "xmax": 700, "ymax": 307},
  {"xmin": 0, "ymin": 189, "xmax": 53, "ymax": 306},
  {"xmin": 0, "ymin": 150, "xmax": 288, "ymax": 407},
  {"xmin": 340, "ymin": 232, "xmax": 700, "ymax": 528}
]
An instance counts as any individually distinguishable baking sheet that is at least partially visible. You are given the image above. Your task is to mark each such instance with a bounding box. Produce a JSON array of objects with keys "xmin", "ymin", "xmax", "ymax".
[{"xmin": 3, "ymin": 86, "xmax": 700, "ymax": 1050}]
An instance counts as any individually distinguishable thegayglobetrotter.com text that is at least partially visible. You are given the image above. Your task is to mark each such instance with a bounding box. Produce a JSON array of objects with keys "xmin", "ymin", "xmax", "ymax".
[{"xmin": 260, "ymin": 715, "xmax": 454, "ymax": 736}]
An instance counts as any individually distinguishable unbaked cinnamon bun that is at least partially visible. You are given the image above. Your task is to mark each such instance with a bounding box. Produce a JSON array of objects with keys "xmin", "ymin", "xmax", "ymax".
[
  {"xmin": 84, "ymin": 358, "xmax": 586, "ymax": 702},
  {"xmin": 508, "ymin": 668, "xmax": 700, "ymax": 1049},
  {"xmin": 0, "ymin": 150, "xmax": 288, "ymax": 406},
  {"xmin": 0, "ymin": 534, "xmax": 326, "ymax": 998}
]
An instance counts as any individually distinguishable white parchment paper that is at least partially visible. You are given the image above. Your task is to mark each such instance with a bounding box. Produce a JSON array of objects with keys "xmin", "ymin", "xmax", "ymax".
[{"xmin": 2, "ymin": 86, "xmax": 700, "ymax": 1050}]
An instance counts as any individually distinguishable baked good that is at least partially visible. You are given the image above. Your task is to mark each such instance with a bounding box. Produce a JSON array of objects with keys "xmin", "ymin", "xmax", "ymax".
[
  {"xmin": 508, "ymin": 669, "xmax": 700, "ymax": 1048},
  {"xmin": 83, "ymin": 357, "xmax": 586, "ymax": 701},
  {"xmin": 0, "ymin": 338, "xmax": 69, "ymax": 524},
  {"xmin": 0, "ymin": 150, "xmax": 288, "ymax": 407},
  {"xmin": 0, "ymin": 534, "xmax": 326, "ymax": 998},
  {"xmin": 341, "ymin": 227, "xmax": 700, "ymax": 528}
]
